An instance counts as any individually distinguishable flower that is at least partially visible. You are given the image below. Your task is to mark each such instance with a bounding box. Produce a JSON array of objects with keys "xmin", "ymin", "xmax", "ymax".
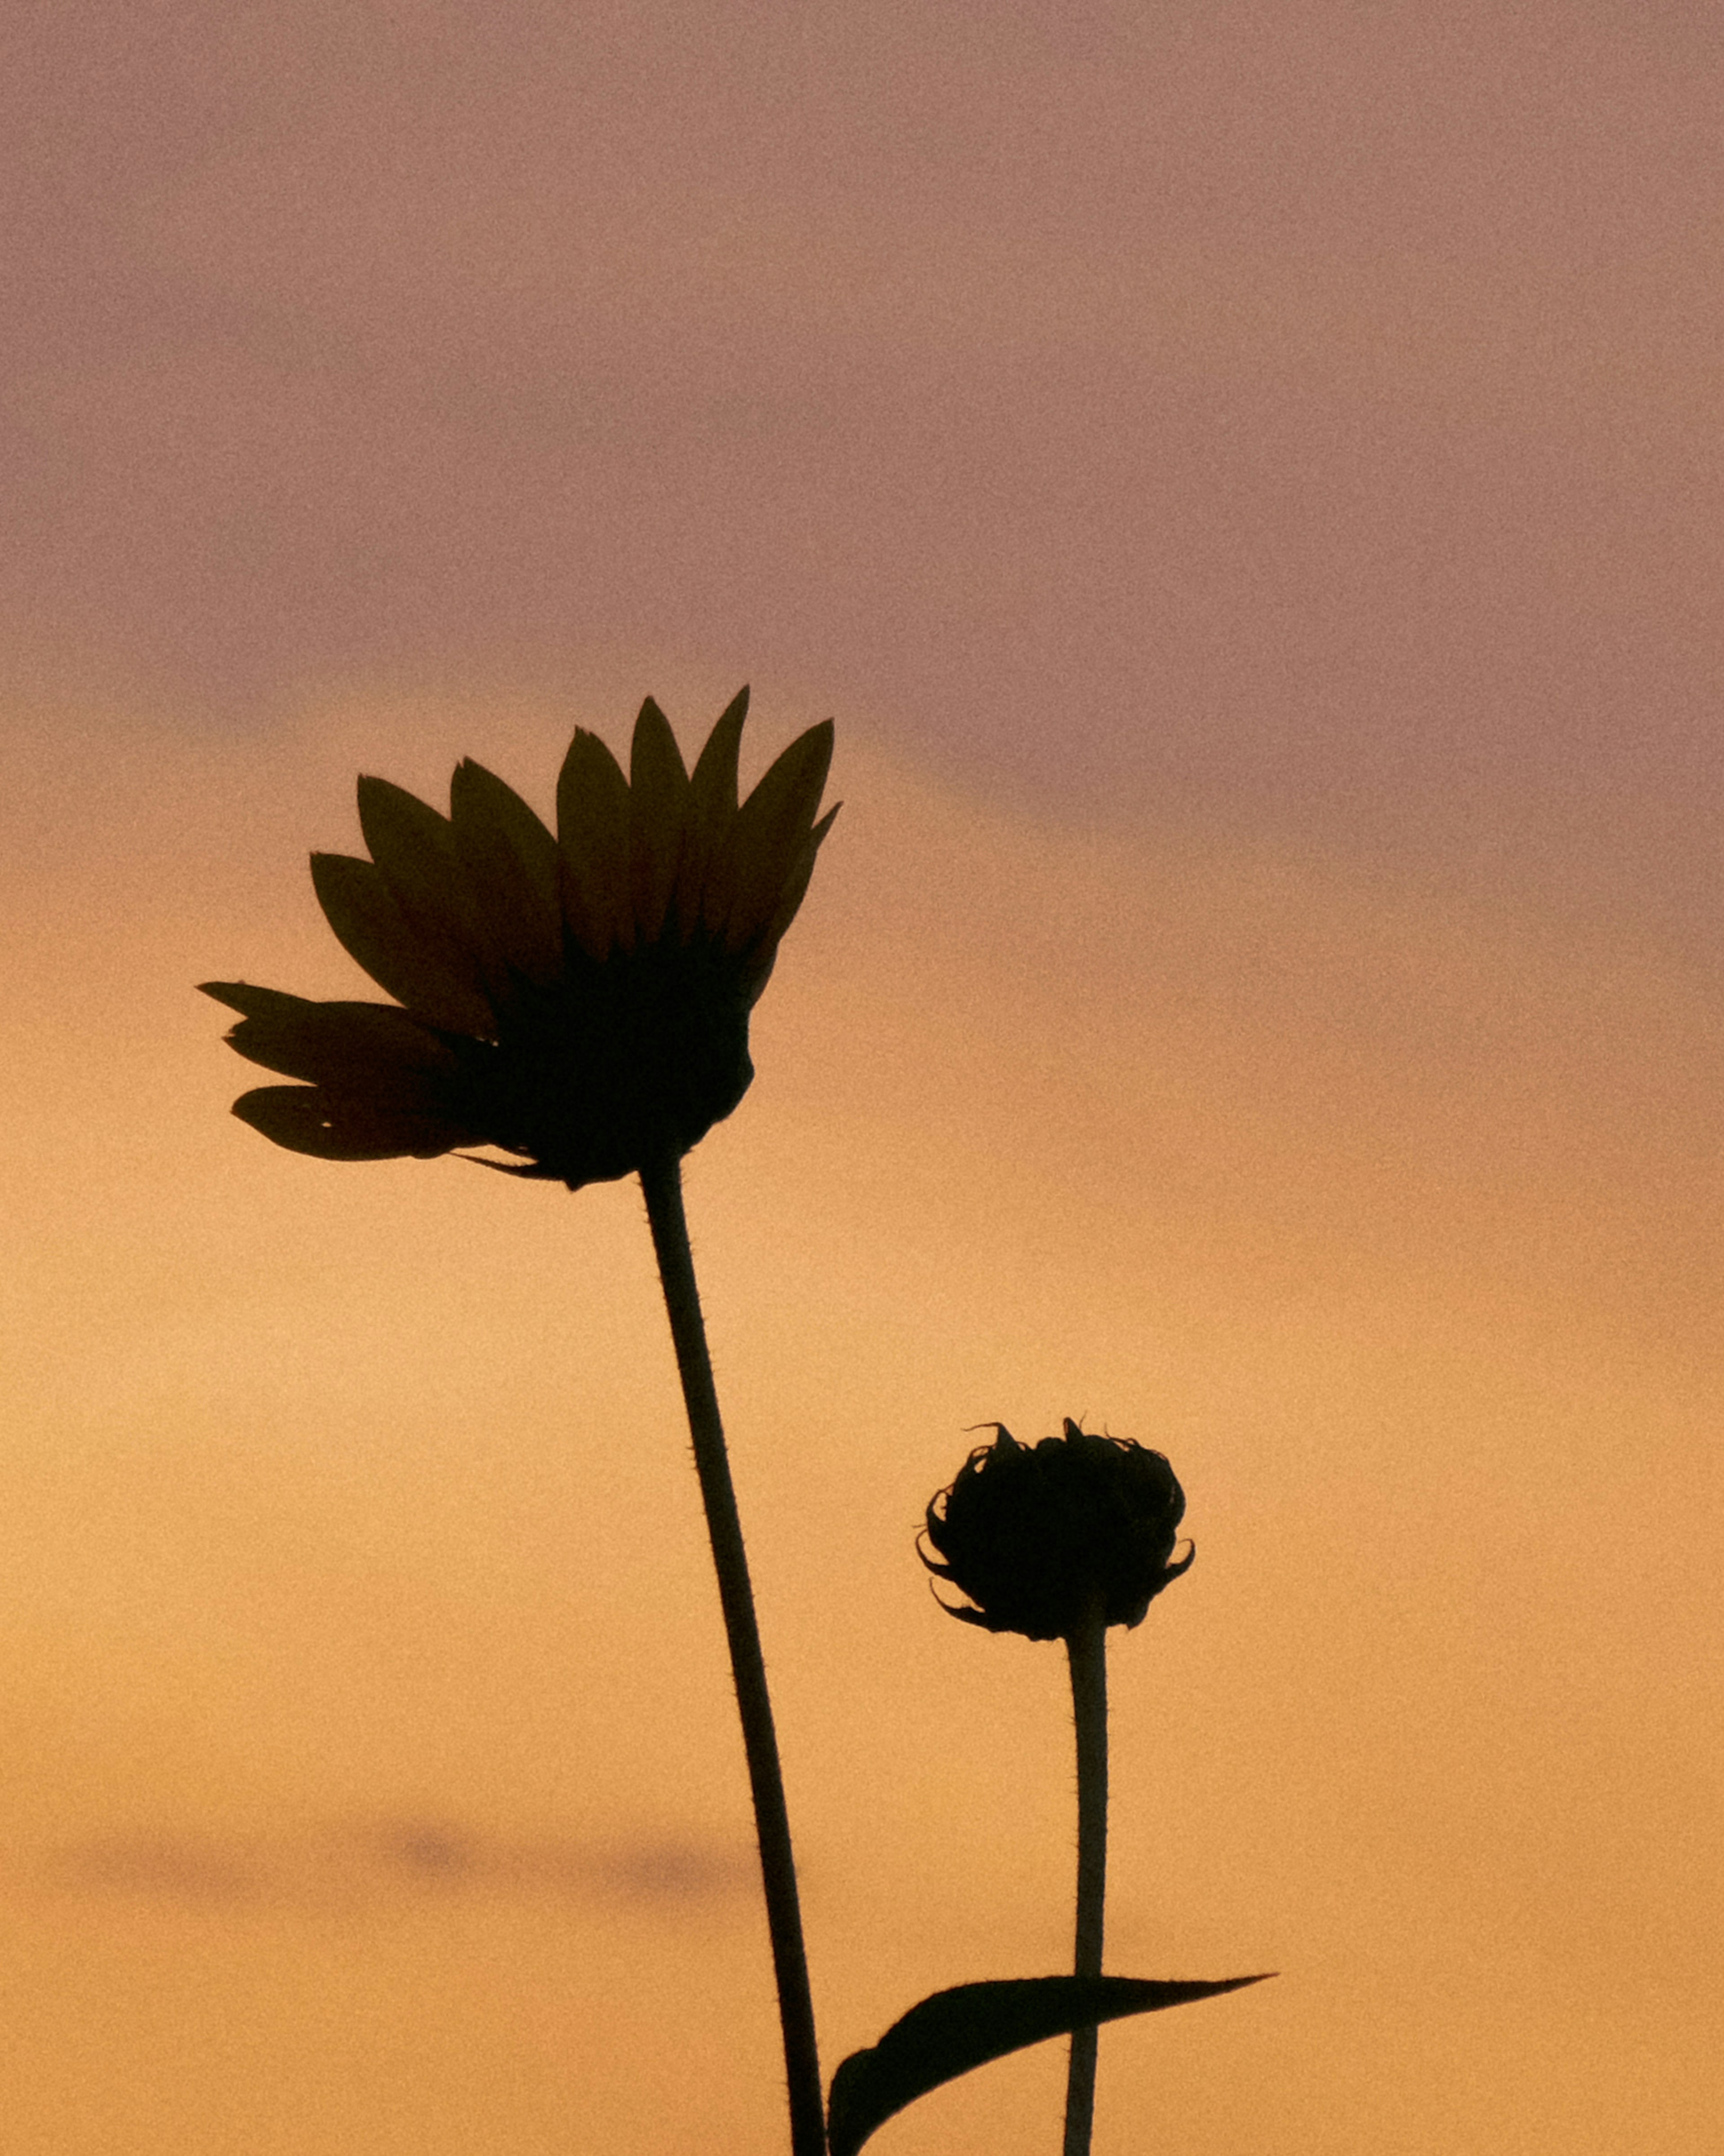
[
  {"xmin": 920, "ymin": 1420, "xmax": 1193, "ymax": 1641},
  {"xmin": 201, "ymin": 688, "xmax": 837, "ymax": 1190}
]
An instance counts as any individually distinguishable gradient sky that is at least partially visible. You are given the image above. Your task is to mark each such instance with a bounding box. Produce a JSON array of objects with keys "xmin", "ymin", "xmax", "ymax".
[{"xmin": 2, "ymin": 5, "xmax": 1720, "ymax": 2152}]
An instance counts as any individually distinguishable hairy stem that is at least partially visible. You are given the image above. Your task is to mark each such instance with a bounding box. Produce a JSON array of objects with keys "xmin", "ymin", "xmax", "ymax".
[
  {"xmin": 1062, "ymin": 1602, "xmax": 1110, "ymax": 2156},
  {"xmin": 639, "ymin": 1151, "xmax": 825, "ymax": 2156}
]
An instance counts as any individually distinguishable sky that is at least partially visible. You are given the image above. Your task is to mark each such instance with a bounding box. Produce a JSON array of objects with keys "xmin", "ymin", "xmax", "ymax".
[{"xmin": 2, "ymin": 4, "xmax": 1720, "ymax": 2152}]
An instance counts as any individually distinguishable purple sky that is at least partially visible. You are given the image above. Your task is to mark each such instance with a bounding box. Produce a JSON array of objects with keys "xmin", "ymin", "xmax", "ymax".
[
  {"xmin": 6, "ymin": 0, "xmax": 1720, "ymax": 939},
  {"xmin": 4, "ymin": 15, "xmax": 1722, "ymax": 2148}
]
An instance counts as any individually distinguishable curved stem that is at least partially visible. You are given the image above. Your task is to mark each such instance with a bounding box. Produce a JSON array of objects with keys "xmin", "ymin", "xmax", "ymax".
[
  {"xmin": 1062, "ymin": 1603, "xmax": 1109, "ymax": 2156},
  {"xmin": 638, "ymin": 1151, "xmax": 826, "ymax": 2156}
]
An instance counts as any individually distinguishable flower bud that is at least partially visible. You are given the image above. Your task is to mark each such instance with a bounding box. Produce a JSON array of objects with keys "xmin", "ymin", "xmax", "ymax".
[{"xmin": 920, "ymin": 1419, "xmax": 1193, "ymax": 1642}]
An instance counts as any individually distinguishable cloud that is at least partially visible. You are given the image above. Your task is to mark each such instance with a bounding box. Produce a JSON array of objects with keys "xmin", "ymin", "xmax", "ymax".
[
  {"xmin": 4, "ymin": 4, "xmax": 1718, "ymax": 951},
  {"xmin": 29, "ymin": 1817, "xmax": 754, "ymax": 1914}
]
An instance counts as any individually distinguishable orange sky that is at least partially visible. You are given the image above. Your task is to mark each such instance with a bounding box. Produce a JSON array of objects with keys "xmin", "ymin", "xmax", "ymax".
[
  {"xmin": 3, "ymin": 5, "xmax": 1721, "ymax": 2152},
  {"xmin": 2, "ymin": 692, "xmax": 1718, "ymax": 2153}
]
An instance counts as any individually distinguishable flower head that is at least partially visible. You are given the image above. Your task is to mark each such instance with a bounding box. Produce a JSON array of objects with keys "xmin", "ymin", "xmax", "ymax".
[
  {"xmin": 921, "ymin": 1420, "xmax": 1193, "ymax": 1641},
  {"xmin": 202, "ymin": 689, "xmax": 837, "ymax": 1190}
]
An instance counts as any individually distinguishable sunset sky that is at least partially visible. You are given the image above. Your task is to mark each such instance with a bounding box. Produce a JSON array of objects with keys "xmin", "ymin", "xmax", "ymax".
[{"xmin": 3, "ymin": 5, "xmax": 1720, "ymax": 2152}]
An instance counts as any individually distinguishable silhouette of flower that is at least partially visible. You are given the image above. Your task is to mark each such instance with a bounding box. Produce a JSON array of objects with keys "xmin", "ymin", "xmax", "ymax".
[
  {"xmin": 202, "ymin": 689, "xmax": 837, "ymax": 1189},
  {"xmin": 921, "ymin": 1420, "xmax": 1193, "ymax": 1641}
]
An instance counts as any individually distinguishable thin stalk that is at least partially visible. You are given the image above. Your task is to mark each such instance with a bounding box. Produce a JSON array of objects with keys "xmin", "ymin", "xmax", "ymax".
[
  {"xmin": 638, "ymin": 1151, "xmax": 826, "ymax": 2156},
  {"xmin": 1062, "ymin": 1601, "xmax": 1110, "ymax": 2156}
]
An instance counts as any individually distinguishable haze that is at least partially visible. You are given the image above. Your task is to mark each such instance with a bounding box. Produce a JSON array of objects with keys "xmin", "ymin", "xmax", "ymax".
[{"xmin": 1, "ymin": 5, "xmax": 1718, "ymax": 2152}]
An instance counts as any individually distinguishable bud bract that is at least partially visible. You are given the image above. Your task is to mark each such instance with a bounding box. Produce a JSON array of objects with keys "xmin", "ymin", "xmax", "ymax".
[{"xmin": 921, "ymin": 1420, "xmax": 1193, "ymax": 1642}]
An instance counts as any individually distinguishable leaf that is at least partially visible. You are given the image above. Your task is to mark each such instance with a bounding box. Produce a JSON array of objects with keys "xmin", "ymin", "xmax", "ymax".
[{"xmin": 826, "ymin": 1972, "xmax": 1272, "ymax": 2156}]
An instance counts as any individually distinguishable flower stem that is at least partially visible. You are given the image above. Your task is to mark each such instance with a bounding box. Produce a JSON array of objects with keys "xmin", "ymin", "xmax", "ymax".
[
  {"xmin": 638, "ymin": 1151, "xmax": 826, "ymax": 2156},
  {"xmin": 1062, "ymin": 1601, "xmax": 1109, "ymax": 2156}
]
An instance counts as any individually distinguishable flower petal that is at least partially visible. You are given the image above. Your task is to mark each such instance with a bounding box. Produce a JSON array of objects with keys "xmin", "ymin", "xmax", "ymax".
[
  {"xmin": 556, "ymin": 728, "xmax": 633, "ymax": 959},
  {"xmin": 673, "ymin": 686, "xmax": 748, "ymax": 938},
  {"xmin": 310, "ymin": 853, "xmax": 499, "ymax": 1033},
  {"xmin": 753, "ymin": 800, "xmax": 841, "ymax": 959},
  {"xmin": 204, "ymin": 686, "xmax": 835, "ymax": 1182},
  {"xmin": 712, "ymin": 718, "xmax": 835, "ymax": 949},
  {"xmin": 688, "ymin": 685, "xmax": 749, "ymax": 815},
  {"xmin": 446, "ymin": 761, "xmax": 564, "ymax": 987},
  {"xmin": 231, "ymin": 1085, "xmax": 473, "ymax": 1161},
  {"xmin": 201, "ymin": 982, "xmax": 462, "ymax": 1085},
  {"xmin": 356, "ymin": 777, "xmax": 499, "ymax": 1026},
  {"xmin": 628, "ymin": 697, "xmax": 691, "ymax": 944}
]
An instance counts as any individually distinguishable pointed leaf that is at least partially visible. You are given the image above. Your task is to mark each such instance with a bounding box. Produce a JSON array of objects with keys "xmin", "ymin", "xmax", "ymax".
[
  {"xmin": 673, "ymin": 686, "xmax": 748, "ymax": 937},
  {"xmin": 628, "ymin": 697, "xmax": 691, "ymax": 942},
  {"xmin": 556, "ymin": 728, "xmax": 633, "ymax": 957},
  {"xmin": 826, "ymin": 1972, "xmax": 1272, "ymax": 2156}
]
